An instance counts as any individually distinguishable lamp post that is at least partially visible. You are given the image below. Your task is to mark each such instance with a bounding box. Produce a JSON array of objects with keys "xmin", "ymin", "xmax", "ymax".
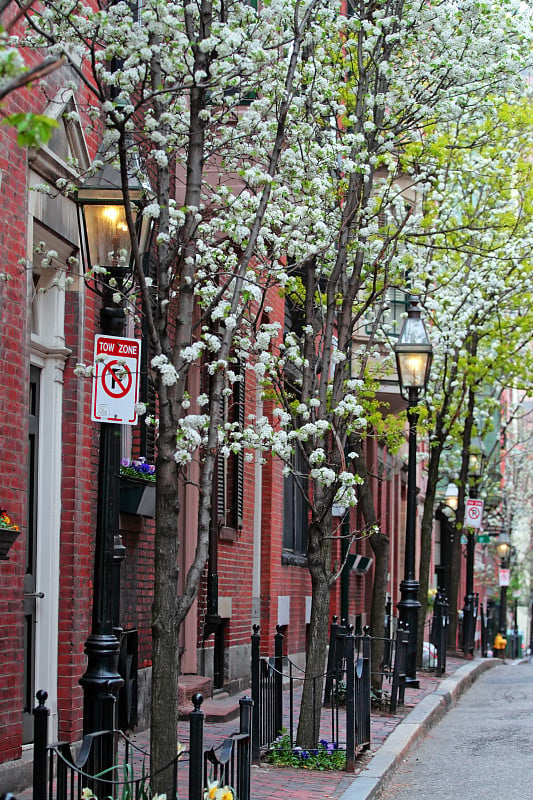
[
  {"xmin": 75, "ymin": 157, "xmax": 150, "ymax": 752},
  {"xmin": 496, "ymin": 532, "xmax": 511, "ymax": 636},
  {"xmin": 394, "ymin": 297, "xmax": 433, "ymax": 685},
  {"xmin": 461, "ymin": 448, "xmax": 484, "ymax": 657}
]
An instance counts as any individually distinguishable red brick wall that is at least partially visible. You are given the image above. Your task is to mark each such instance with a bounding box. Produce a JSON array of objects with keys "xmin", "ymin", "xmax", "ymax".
[
  {"xmin": 57, "ymin": 288, "xmax": 99, "ymax": 741},
  {"xmin": 0, "ymin": 83, "xmax": 31, "ymax": 761},
  {"xmin": 0, "ymin": 23, "xmax": 104, "ymax": 754}
]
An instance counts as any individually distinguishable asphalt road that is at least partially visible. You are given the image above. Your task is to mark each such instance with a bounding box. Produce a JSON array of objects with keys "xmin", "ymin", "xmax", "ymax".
[{"xmin": 378, "ymin": 660, "xmax": 533, "ymax": 800}]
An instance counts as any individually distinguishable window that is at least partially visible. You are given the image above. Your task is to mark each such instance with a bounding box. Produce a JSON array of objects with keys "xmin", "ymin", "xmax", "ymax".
[
  {"xmin": 214, "ymin": 360, "xmax": 245, "ymax": 537},
  {"xmin": 283, "ymin": 446, "xmax": 308, "ymax": 560},
  {"xmin": 365, "ymin": 287, "xmax": 409, "ymax": 338}
]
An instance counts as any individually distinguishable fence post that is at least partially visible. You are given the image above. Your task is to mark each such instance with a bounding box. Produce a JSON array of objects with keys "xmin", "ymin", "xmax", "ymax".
[
  {"xmin": 361, "ymin": 628, "xmax": 371, "ymax": 748},
  {"xmin": 237, "ymin": 697, "xmax": 253, "ymax": 800},
  {"xmin": 389, "ymin": 623, "xmax": 408, "ymax": 714},
  {"xmin": 480, "ymin": 603, "xmax": 488, "ymax": 658},
  {"xmin": 251, "ymin": 625, "xmax": 260, "ymax": 764},
  {"xmin": 439, "ymin": 594, "xmax": 449, "ymax": 673},
  {"xmin": 32, "ymin": 690, "xmax": 49, "ymax": 800},
  {"xmin": 324, "ymin": 616, "xmax": 339, "ymax": 704},
  {"xmin": 274, "ymin": 626, "xmax": 283, "ymax": 738},
  {"xmin": 345, "ymin": 631, "xmax": 355, "ymax": 773},
  {"xmin": 189, "ymin": 693, "xmax": 205, "ymax": 800},
  {"xmin": 473, "ymin": 592, "xmax": 479, "ymax": 651}
]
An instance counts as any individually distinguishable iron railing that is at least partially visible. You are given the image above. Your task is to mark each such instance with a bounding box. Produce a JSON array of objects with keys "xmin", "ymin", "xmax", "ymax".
[
  {"xmin": 31, "ymin": 689, "xmax": 252, "ymax": 800},
  {"xmin": 250, "ymin": 624, "xmax": 371, "ymax": 769}
]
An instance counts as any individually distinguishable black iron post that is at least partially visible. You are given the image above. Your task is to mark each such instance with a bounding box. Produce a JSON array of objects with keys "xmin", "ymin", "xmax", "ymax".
[
  {"xmin": 512, "ymin": 597, "xmax": 519, "ymax": 658},
  {"xmin": 79, "ymin": 284, "xmax": 124, "ymax": 750},
  {"xmin": 397, "ymin": 386, "xmax": 421, "ymax": 687},
  {"xmin": 499, "ymin": 569, "xmax": 508, "ymax": 636},
  {"xmin": 461, "ymin": 529, "xmax": 476, "ymax": 656},
  {"xmin": 529, "ymin": 593, "xmax": 533, "ymax": 656},
  {"xmin": 393, "ymin": 297, "xmax": 432, "ymax": 687}
]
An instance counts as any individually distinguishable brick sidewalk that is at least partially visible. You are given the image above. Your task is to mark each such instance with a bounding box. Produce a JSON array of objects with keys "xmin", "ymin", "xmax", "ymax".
[{"xmin": 16, "ymin": 656, "xmax": 466, "ymax": 800}]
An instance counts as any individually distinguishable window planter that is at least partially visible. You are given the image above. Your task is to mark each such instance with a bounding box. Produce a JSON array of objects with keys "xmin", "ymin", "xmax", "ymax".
[
  {"xmin": 0, "ymin": 527, "xmax": 21, "ymax": 560},
  {"xmin": 119, "ymin": 477, "xmax": 156, "ymax": 518}
]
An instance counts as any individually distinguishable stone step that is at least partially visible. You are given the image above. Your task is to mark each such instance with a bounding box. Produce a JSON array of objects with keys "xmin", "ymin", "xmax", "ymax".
[
  {"xmin": 178, "ymin": 675, "xmax": 244, "ymax": 722},
  {"xmin": 178, "ymin": 674, "xmax": 212, "ymax": 710}
]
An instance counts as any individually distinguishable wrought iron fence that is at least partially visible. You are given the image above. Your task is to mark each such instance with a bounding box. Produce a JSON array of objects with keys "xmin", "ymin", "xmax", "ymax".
[
  {"xmin": 31, "ymin": 689, "xmax": 252, "ymax": 800},
  {"xmin": 250, "ymin": 624, "xmax": 371, "ymax": 769}
]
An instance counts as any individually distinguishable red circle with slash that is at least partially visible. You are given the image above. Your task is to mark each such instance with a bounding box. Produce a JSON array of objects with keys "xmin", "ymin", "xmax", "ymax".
[{"xmin": 101, "ymin": 360, "xmax": 133, "ymax": 398}]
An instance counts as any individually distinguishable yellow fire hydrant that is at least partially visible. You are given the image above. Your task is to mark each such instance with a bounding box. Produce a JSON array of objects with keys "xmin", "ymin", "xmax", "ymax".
[{"xmin": 493, "ymin": 633, "xmax": 507, "ymax": 658}]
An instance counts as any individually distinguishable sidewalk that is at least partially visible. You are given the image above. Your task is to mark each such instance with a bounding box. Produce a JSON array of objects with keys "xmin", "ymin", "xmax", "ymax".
[
  {"xmin": 13, "ymin": 655, "xmax": 500, "ymax": 800},
  {"xmin": 135, "ymin": 654, "xmax": 499, "ymax": 800}
]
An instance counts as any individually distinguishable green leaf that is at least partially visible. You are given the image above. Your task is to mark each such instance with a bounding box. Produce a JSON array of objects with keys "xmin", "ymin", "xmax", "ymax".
[{"xmin": 3, "ymin": 112, "xmax": 59, "ymax": 148}]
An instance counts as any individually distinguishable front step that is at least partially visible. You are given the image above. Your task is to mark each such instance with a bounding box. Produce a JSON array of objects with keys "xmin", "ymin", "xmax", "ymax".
[
  {"xmin": 178, "ymin": 675, "xmax": 241, "ymax": 722},
  {"xmin": 178, "ymin": 674, "xmax": 212, "ymax": 711}
]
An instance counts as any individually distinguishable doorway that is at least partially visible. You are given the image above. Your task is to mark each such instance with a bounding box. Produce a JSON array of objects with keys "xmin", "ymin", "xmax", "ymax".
[{"xmin": 23, "ymin": 366, "xmax": 41, "ymax": 742}]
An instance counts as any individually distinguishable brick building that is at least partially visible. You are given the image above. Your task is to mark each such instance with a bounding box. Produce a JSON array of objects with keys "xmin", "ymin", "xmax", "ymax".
[{"xmin": 0, "ymin": 30, "xmax": 412, "ymax": 796}]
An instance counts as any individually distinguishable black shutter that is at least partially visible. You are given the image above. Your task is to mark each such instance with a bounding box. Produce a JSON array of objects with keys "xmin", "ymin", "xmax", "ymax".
[
  {"xmin": 232, "ymin": 361, "xmax": 245, "ymax": 529},
  {"xmin": 217, "ymin": 391, "xmax": 226, "ymax": 524}
]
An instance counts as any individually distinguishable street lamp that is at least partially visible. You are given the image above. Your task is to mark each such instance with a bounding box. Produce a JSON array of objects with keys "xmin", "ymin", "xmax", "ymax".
[
  {"xmin": 496, "ymin": 532, "xmax": 511, "ymax": 635},
  {"xmin": 75, "ymin": 154, "xmax": 151, "ymax": 755},
  {"xmin": 444, "ymin": 482, "xmax": 458, "ymax": 513},
  {"xmin": 461, "ymin": 445, "xmax": 485, "ymax": 656},
  {"xmin": 394, "ymin": 297, "xmax": 433, "ymax": 685}
]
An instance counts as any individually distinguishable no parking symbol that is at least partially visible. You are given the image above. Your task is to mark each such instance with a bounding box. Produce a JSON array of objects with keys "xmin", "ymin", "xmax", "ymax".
[
  {"xmin": 465, "ymin": 498, "xmax": 484, "ymax": 529},
  {"xmin": 91, "ymin": 335, "xmax": 141, "ymax": 425}
]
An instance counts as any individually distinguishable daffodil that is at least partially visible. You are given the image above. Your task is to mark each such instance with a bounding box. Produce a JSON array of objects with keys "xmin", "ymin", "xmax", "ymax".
[
  {"xmin": 216, "ymin": 786, "xmax": 234, "ymax": 800},
  {"xmin": 204, "ymin": 779, "xmax": 220, "ymax": 800}
]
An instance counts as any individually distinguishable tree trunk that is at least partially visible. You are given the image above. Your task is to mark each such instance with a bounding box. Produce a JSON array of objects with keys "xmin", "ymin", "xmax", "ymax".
[
  {"xmin": 417, "ymin": 446, "xmax": 442, "ymax": 666},
  {"xmin": 368, "ymin": 531, "xmax": 389, "ymax": 689},
  {"xmin": 355, "ymin": 460, "xmax": 389, "ymax": 692},
  {"xmin": 150, "ymin": 425, "xmax": 181, "ymax": 794},
  {"xmin": 296, "ymin": 514, "xmax": 332, "ymax": 748}
]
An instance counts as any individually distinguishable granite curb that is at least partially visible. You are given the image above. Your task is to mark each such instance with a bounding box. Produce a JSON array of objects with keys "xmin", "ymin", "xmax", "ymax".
[{"xmin": 339, "ymin": 657, "xmax": 502, "ymax": 800}]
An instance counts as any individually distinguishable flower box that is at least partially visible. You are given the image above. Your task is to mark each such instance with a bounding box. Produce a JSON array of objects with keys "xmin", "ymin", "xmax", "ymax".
[
  {"xmin": 0, "ymin": 526, "xmax": 21, "ymax": 560},
  {"xmin": 119, "ymin": 477, "xmax": 156, "ymax": 518},
  {"xmin": 0, "ymin": 510, "xmax": 21, "ymax": 560}
]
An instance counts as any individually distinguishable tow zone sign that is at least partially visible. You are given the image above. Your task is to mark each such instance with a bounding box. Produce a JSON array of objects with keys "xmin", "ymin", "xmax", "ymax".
[
  {"xmin": 465, "ymin": 498, "xmax": 484, "ymax": 529},
  {"xmin": 91, "ymin": 335, "xmax": 141, "ymax": 425}
]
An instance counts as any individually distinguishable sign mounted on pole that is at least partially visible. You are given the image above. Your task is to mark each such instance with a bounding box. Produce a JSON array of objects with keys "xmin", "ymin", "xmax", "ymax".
[
  {"xmin": 91, "ymin": 335, "xmax": 141, "ymax": 425},
  {"xmin": 499, "ymin": 568, "xmax": 510, "ymax": 587},
  {"xmin": 465, "ymin": 498, "xmax": 484, "ymax": 529}
]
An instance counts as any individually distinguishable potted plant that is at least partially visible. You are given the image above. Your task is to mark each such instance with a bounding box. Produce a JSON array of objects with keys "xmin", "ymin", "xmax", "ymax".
[
  {"xmin": 119, "ymin": 458, "xmax": 156, "ymax": 518},
  {"xmin": 0, "ymin": 508, "xmax": 21, "ymax": 560}
]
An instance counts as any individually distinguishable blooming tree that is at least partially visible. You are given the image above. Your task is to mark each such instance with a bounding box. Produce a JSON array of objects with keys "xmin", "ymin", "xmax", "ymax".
[
  {"xmin": 16, "ymin": 0, "xmax": 532, "ymax": 772},
  {"xmin": 238, "ymin": 0, "xmax": 532, "ymax": 743},
  {"xmin": 407, "ymin": 93, "xmax": 533, "ymax": 651}
]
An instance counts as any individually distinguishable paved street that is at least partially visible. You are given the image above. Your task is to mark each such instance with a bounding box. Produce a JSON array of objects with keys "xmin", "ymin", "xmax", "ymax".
[{"xmin": 378, "ymin": 661, "xmax": 533, "ymax": 800}]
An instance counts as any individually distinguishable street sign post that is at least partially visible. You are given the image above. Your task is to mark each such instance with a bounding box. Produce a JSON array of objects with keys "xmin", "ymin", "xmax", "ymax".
[
  {"xmin": 465, "ymin": 498, "xmax": 484, "ymax": 529},
  {"xmin": 91, "ymin": 335, "xmax": 141, "ymax": 425}
]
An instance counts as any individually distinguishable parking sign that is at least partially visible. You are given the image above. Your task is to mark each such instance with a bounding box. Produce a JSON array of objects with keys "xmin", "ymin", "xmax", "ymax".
[{"xmin": 91, "ymin": 335, "xmax": 141, "ymax": 425}]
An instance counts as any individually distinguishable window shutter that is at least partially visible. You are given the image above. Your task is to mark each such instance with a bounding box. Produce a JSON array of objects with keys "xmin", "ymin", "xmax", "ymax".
[
  {"xmin": 232, "ymin": 363, "xmax": 245, "ymax": 529},
  {"xmin": 217, "ymin": 389, "xmax": 227, "ymax": 523}
]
